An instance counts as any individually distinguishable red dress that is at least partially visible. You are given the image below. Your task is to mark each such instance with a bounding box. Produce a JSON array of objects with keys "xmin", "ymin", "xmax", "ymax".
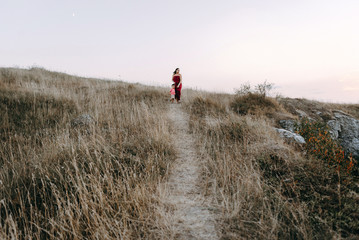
[{"xmin": 172, "ymin": 75, "xmax": 182, "ymax": 101}]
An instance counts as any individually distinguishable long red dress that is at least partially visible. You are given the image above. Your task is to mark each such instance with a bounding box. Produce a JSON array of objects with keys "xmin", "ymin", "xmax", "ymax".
[{"xmin": 172, "ymin": 75, "xmax": 182, "ymax": 101}]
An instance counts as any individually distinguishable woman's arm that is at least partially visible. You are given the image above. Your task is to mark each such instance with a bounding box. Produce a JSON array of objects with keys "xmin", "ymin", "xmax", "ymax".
[{"xmin": 178, "ymin": 74, "xmax": 182, "ymax": 87}]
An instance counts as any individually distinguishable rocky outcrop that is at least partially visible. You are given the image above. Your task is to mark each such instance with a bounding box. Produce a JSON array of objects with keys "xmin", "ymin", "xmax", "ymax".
[
  {"xmin": 327, "ymin": 119, "xmax": 341, "ymax": 139},
  {"xmin": 295, "ymin": 109, "xmax": 308, "ymax": 118},
  {"xmin": 327, "ymin": 111, "xmax": 359, "ymax": 158},
  {"xmin": 279, "ymin": 119, "xmax": 296, "ymax": 133},
  {"xmin": 275, "ymin": 128, "xmax": 306, "ymax": 144},
  {"xmin": 278, "ymin": 98, "xmax": 359, "ymax": 158},
  {"xmin": 279, "ymin": 110, "xmax": 359, "ymax": 158}
]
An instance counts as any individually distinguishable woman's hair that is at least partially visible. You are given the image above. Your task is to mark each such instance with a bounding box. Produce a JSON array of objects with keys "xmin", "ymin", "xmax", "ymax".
[{"xmin": 173, "ymin": 68, "xmax": 179, "ymax": 75}]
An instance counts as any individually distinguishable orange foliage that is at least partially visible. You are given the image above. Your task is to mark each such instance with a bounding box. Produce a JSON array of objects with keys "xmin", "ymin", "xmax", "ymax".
[{"xmin": 296, "ymin": 118, "xmax": 354, "ymax": 175}]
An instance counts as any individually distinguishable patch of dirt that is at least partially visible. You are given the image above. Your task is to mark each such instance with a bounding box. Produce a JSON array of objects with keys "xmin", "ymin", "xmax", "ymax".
[{"xmin": 158, "ymin": 104, "xmax": 219, "ymax": 239}]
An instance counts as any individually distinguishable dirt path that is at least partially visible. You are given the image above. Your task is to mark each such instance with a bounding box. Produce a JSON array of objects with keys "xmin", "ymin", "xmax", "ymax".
[{"xmin": 158, "ymin": 104, "xmax": 219, "ymax": 240}]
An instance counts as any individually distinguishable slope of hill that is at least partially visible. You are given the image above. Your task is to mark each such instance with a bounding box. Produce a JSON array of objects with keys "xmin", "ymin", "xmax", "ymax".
[
  {"xmin": 183, "ymin": 92, "xmax": 358, "ymax": 239},
  {"xmin": 0, "ymin": 67, "xmax": 358, "ymax": 239},
  {"xmin": 0, "ymin": 67, "xmax": 176, "ymax": 239}
]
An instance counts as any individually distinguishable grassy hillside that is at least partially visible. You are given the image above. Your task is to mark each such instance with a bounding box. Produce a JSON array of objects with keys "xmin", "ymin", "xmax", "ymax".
[
  {"xmin": 0, "ymin": 67, "xmax": 175, "ymax": 239},
  {"xmin": 0, "ymin": 67, "xmax": 358, "ymax": 239},
  {"xmin": 184, "ymin": 93, "xmax": 359, "ymax": 239}
]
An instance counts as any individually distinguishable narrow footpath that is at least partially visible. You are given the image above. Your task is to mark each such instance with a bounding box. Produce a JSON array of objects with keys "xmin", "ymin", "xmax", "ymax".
[{"xmin": 158, "ymin": 104, "xmax": 219, "ymax": 240}]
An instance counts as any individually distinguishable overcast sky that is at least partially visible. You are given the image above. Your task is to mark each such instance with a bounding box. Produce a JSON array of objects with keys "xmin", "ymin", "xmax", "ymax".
[{"xmin": 1, "ymin": 0, "xmax": 358, "ymax": 103}]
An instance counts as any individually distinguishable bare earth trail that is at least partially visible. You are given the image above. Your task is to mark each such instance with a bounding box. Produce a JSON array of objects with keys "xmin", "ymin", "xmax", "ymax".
[{"xmin": 158, "ymin": 104, "xmax": 219, "ymax": 239}]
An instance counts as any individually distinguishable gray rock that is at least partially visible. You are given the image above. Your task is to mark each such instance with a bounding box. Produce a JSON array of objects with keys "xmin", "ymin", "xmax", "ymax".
[
  {"xmin": 71, "ymin": 114, "xmax": 95, "ymax": 128},
  {"xmin": 279, "ymin": 119, "xmax": 296, "ymax": 132},
  {"xmin": 275, "ymin": 128, "xmax": 306, "ymax": 144},
  {"xmin": 296, "ymin": 109, "xmax": 308, "ymax": 118},
  {"xmin": 327, "ymin": 111, "xmax": 359, "ymax": 158},
  {"xmin": 327, "ymin": 120, "xmax": 340, "ymax": 139}
]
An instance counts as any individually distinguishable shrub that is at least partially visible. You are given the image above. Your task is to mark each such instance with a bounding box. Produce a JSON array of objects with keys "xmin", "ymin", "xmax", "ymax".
[
  {"xmin": 295, "ymin": 118, "xmax": 354, "ymax": 175},
  {"xmin": 230, "ymin": 93, "xmax": 278, "ymax": 115},
  {"xmin": 255, "ymin": 80, "xmax": 273, "ymax": 97},
  {"xmin": 294, "ymin": 118, "xmax": 358, "ymax": 237},
  {"xmin": 235, "ymin": 80, "xmax": 273, "ymax": 97}
]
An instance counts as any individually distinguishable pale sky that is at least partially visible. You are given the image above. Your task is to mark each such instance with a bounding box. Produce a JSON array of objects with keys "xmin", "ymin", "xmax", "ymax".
[{"xmin": 1, "ymin": 0, "xmax": 358, "ymax": 103}]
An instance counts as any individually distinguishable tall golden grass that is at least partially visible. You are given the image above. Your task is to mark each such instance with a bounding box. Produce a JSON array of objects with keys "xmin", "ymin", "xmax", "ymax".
[
  {"xmin": 0, "ymin": 67, "xmax": 175, "ymax": 239},
  {"xmin": 184, "ymin": 94, "xmax": 359, "ymax": 239},
  {"xmin": 1, "ymin": 67, "xmax": 358, "ymax": 239}
]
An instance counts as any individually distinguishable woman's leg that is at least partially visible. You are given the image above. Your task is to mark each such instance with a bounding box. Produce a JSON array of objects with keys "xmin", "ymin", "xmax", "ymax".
[
  {"xmin": 177, "ymin": 85, "xmax": 182, "ymax": 101},
  {"xmin": 175, "ymin": 88, "xmax": 180, "ymax": 101}
]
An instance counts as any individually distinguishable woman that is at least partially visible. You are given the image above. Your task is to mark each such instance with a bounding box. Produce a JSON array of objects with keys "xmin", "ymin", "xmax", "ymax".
[{"xmin": 172, "ymin": 68, "xmax": 182, "ymax": 103}]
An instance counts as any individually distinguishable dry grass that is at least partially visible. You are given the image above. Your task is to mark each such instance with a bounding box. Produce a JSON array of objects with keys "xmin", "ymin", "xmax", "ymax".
[
  {"xmin": 0, "ymin": 67, "xmax": 175, "ymax": 239},
  {"xmin": 279, "ymin": 97, "xmax": 359, "ymax": 120},
  {"xmin": 1, "ymin": 67, "xmax": 358, "ymax": 239},
  {"xmin": 185, "ymin": 94, "xmax": 359, "ymax": 239},
  {"xmin": 231, "ymin": 93, "xmax": 279, "ymax": 116}
]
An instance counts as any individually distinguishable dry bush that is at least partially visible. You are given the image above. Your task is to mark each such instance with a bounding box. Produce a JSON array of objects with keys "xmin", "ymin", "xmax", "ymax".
[
  {"xmin": 230, "ymin": 93, "xmax": 280, "ymax": 116},
  {"xmin": 0, "ymin": 67, "xmax": 175, "ymax": 239},
  {"xmin": 186, "ymin": 95, "xmax": 359, "ymax": 239}
]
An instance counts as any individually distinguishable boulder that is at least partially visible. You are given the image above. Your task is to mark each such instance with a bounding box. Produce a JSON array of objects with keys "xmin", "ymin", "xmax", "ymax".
[
  {"xmin": 279, "ymin": 119, "xmax": 296, "ymax": 132},
  {"xmin": 275, "ymin": 128, "xmax": 306, "ymax": 144},
  {"xmin": 327, "ymin": 119, "xmax": 340, "ymax": 139},
  {"xmin": 327, "ymin": 111, "xmax": 359, "ymax": 158}
]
